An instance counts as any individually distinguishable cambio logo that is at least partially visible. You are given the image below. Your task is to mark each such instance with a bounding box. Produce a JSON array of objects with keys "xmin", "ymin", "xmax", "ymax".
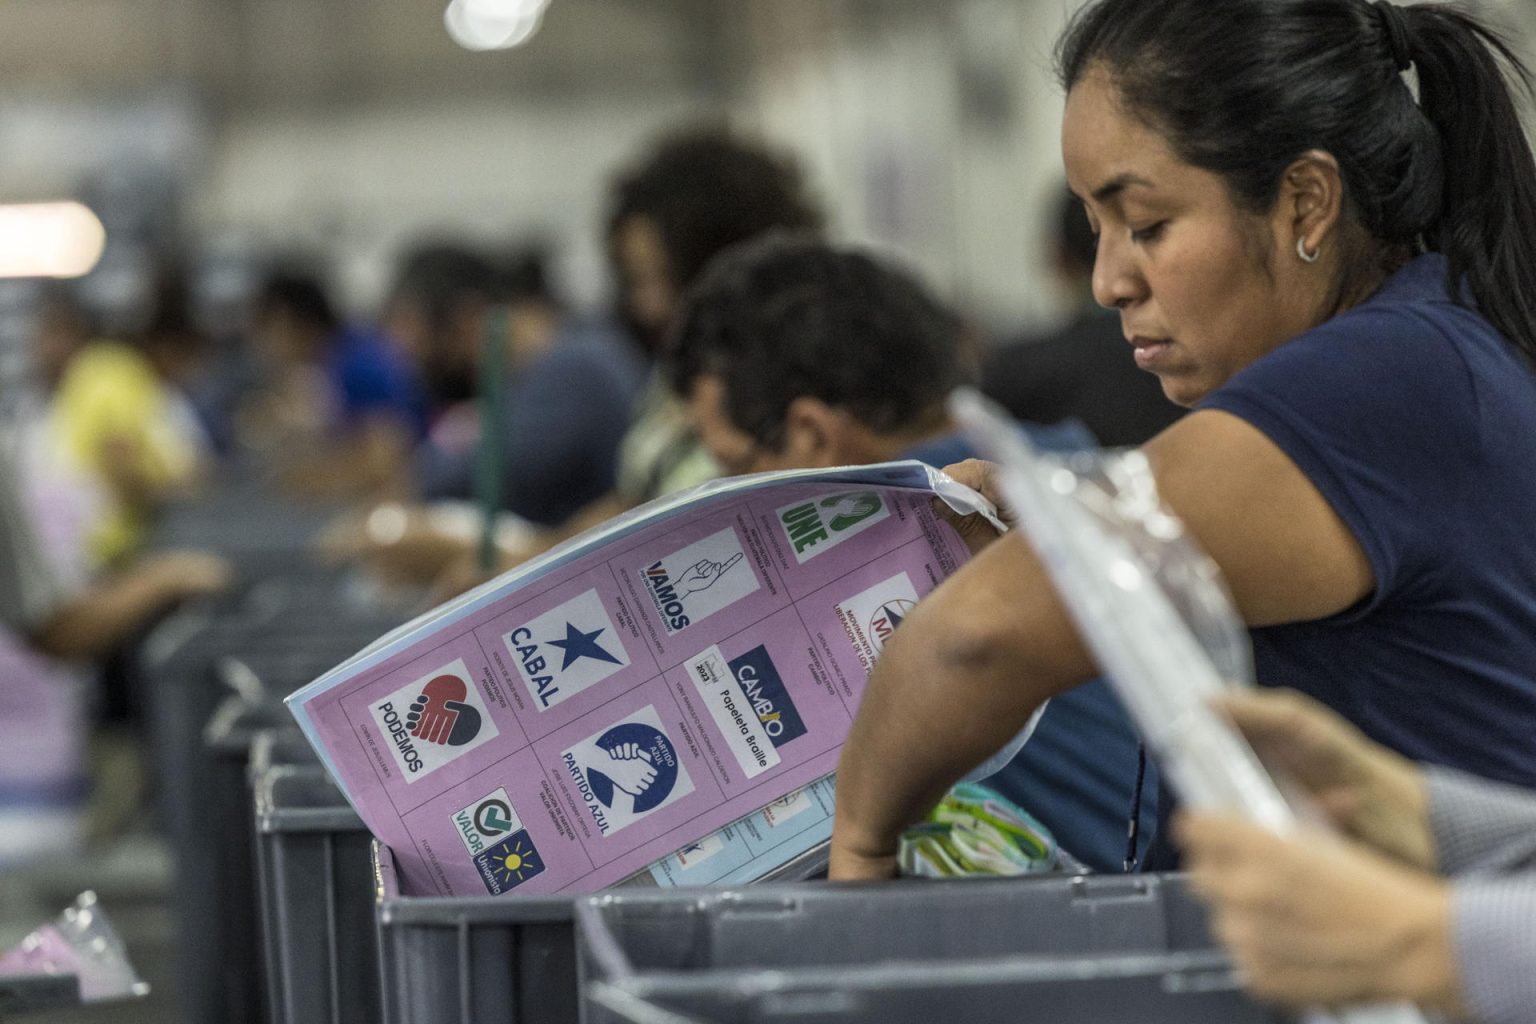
[
  {"xmin": 727, "ymin": 646, "xmax": 807, "ymax": 748},
  {"xmin": 368, "ymin": 658, "xmax": 498, "ymax": 783}
]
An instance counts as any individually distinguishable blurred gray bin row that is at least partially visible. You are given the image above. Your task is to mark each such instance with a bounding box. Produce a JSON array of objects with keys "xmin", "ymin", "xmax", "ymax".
[
  {"xmin": 369, "ymin": 841, "xmax": 1137, "ymax": 1024},
  {"xmin": 0, "ymin": 974, "xmax": 80, "ymax": 1021},
  {"xmin": 575, "ymin": 874, "xmax": 1289, "ymax": 1024},
  {"xmin": 254, "ymin": 764, "xmax": 379, "ymax": 1024},
  {"xmin": 144, "ymin": 573, "xmax": 405, "ymax": 1024}
]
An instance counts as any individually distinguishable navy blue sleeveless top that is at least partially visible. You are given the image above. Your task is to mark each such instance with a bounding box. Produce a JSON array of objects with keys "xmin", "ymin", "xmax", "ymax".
[{"xmin": 1142, "ymin": 254, "xmax": 1536, "ymax": 868}]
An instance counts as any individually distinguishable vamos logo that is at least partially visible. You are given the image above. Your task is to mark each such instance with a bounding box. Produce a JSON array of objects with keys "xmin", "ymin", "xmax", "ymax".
[
  {"xmin": 560, "ymin": 705, "xmax": 694, "ymax": 837},
  {"xmin": 776, "ymin": 491, "xmax": 890, "ymax": 564},
  {"xmin": 367, "ymin": 658, "xmax": 498, "ymax": 783},
  {"xmin": 835, "ymin": 573, "xmax": 921, "ymax": 673},
  {"xmin": 503, "ymin": 589, "xmax": 631, "ymax": 711},
  {"xmin": 685, "ymin": 644, "xmax": 806, "ymax": 779},
  {"xmin": 639, "ymin": 527, "xmax": 759, "ymax": 636}
]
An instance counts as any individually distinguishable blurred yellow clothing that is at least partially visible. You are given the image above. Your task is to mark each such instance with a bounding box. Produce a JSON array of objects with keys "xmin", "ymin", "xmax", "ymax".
[{"xmin": 50, "ymin": 341, "xmax": 199, "ymax": 565}]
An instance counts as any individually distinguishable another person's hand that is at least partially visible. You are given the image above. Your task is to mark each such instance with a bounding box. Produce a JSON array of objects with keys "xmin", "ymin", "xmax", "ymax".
[
  {"xmin": 1217, "ymin": 688, "xmax": 1434, "ymax": 870},
  {"xmin": 1177, "ymin": 811, "xmax": 1465, "ymax": 1016},
  {"xmin": 934, "ymin": 459, "xmax": 1014, "ymax": 555},
  {"xmin": 138, "ymin": 550, "xmax": 234, "ymax": 602}
]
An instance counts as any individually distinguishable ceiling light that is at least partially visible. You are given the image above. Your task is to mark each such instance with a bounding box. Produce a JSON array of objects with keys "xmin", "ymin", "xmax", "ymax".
[
  {"xmin": 445, "ymin": 0, "xmax": 549, "ymax": 52},
  {"xmin": 0, "ymin": 202, "xmax": 106, "ymax": 279}
]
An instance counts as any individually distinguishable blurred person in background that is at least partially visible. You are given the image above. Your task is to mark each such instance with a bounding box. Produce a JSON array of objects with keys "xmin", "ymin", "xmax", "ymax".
[
  {"xmin": 243, "ymin": 261, "xmax": 424, "ymax": 498},
  {"xmin": 351, "ymin": 125, "xmax": 826, "ymax": 595},
  {"xmin": 44, "ymin": 269, "xmax": 212, "ymax": 570},
  {"xmin": 598, "ymin": 124, "xmax": 824, "ymax": 508},
  {"xmin": 405, "ymin": 245, "xmax": 642, "ymax": 524},
  {"xmin": 326, "ymin": 242, "xmax": 643, "ymax": 584},
  {"xmin": 0, "ymin": 426, "xmax": 228, "ymax": 846},
  {"xmin": 983, "ymin": 186, "xmax": 1182, "ymax": 447},
  {"xmin": 668, "ymin": 232, "xmax": 1144, "ymax": 870}
]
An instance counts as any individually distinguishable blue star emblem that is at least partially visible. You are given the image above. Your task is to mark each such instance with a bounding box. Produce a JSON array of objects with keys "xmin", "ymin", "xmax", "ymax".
[{"xmin": 547, "ymin": 622, "xmax": 623, "ymax": 671}]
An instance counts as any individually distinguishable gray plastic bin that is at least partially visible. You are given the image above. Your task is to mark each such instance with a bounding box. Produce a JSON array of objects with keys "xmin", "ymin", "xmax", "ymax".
[
  {"xmin": 575, "ymin": 874, "xmax": 1287, "ymax": 1024},
  {"xmin": 254, "ymin": 767, "xmax": 378, "ymax": 1024},
  {"xmin": 204, "ymin": 697, "xmax": 299, "ymax": 1024},
  {"xmin": 372, "ymin": 832, "xmax": 839, "ymax": 1024},
  {"xmin": 0, "ymin": 974, "xmax": 80, "ymax": 1019},
  {"xmin": 582, "ymin": 951, "xmax": 1281, "ymax": 1024}
]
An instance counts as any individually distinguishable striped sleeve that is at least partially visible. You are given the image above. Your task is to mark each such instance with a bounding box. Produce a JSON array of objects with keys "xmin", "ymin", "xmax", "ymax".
[
  {"xmin": 1453, "ymin": 879, "xmax": 1536, "ymax": 1024},
  {"xmin": 1428, "ymin": 767, "xmax": 1536, "ymax": 875}
]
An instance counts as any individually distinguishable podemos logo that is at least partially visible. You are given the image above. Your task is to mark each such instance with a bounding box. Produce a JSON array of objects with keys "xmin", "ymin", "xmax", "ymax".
[{"xmin": 368, "ymin": 658, "xmax": 498, "ymax": 782}]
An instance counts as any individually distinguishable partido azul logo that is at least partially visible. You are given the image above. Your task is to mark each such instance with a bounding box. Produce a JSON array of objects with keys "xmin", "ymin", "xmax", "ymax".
[{"xmin": 560, "ymin": 705, "xmax": 694, "ymax": 837}]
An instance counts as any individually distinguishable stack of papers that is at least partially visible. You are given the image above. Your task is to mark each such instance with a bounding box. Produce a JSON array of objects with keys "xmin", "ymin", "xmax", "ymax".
[{"xmin": 899, "ymin": 782, "xmax": 1058, "ymax": 878}]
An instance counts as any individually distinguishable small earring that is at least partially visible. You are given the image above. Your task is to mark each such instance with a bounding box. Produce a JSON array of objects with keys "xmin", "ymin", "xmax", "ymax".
[{"xmin": 1297, "ymin": 237, "xmax": 1320, "ymax": 264}]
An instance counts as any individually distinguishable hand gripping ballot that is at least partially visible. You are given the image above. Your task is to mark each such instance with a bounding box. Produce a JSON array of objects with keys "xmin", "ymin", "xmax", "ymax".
[{"xmin": 949, "ymin": 388, "xmax": 1428, "ymax": 1024}]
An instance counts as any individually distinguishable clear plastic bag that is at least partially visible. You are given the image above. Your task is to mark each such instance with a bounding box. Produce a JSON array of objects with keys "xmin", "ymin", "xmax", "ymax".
[
  {"xmin": 950, "ymin": 388, "xmax": 1426, "ymax": 1024},
  {"xmin": 0, "ymin": 891, "xmax": 149, "ymax": 1003}
]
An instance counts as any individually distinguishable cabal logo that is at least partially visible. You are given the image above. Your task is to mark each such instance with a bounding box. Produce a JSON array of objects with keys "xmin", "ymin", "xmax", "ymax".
[
  {"xmin": 727, "ymin": 646, "xmax": 807, "ymax": 748},
  {"xmin": 503, "ymin": 589, "xmax": 630, "ymax": 711},
  {"xmin": 776, "ymin": 491, "xmax": 891, "ymax": 563},
  {"xmin": 638, "ymin": 527, "xmax": 759, "ymax": 636},
  {"xmin": 868, "ymin": 599, "xmax": 916, "ymax": 653},
  {"xmin": 367, "ymin": 658, "xmax": 498, "ymax": 783}
]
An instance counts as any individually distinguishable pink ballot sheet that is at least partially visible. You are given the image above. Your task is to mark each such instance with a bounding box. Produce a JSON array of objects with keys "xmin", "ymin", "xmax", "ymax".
[{"xmin": 287, "ymin": 463, "xmax": 986, "ymax": 896}]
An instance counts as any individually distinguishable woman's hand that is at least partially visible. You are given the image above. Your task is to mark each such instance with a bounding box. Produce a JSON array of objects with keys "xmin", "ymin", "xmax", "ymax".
[
  {"xmin": 1177, "ymin": 811, "xmax": 1464, "ymax": 1016},
  {"xmin": 1217, "ymin": 688, "xmax": 1434, "ymax": 870},
  {"xmin": 828, "ymin": 835, "xmax": 899, "ymax": 881},
  {"xmin": 934, "ymin": 459, "xmax": 1014, "ymax": 556}
]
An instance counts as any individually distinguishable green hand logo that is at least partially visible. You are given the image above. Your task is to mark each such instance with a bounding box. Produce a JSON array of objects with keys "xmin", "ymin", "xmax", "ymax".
[{"xmin": 821, "ymin": 492, "xmax": 883, "ymax": 533}]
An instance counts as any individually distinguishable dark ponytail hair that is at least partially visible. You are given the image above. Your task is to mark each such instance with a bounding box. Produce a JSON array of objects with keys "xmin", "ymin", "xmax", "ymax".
[{"xmin": 1056, "ymin": 0, "xmax": 1536, "ymax": 364}]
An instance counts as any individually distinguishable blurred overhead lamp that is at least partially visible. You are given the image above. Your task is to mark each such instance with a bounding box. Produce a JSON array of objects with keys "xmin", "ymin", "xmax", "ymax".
[
  {"xmin": 445, "ymin": 0, "xmax": 549, "ymax": 51},
  {"xmin": 0, "ymin": 202, "xmax": 107, "ymax": 279}
]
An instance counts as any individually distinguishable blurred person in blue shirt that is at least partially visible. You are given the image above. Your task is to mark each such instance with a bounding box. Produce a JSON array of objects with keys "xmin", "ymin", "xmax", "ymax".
[
  {"xmin": 246, "ymin": 264, "xmax": 425, "ymax": 498},
  {"xmin": 326, "ymin": 244, "xmax": 643, "ymax": 587},
  {"xmin": 388, "ymin": 244, "xmax": 644, "ymax": 527}
]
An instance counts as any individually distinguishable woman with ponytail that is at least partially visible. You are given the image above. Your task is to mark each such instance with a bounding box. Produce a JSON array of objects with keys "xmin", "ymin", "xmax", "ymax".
[{"xmin": 831, "ymin": 0, "xmax": 1536, "ymax": 1014}]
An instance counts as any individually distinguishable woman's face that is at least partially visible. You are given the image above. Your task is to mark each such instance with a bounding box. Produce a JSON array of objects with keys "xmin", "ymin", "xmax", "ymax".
[{"xmin": 1061, "ymin": 67, "xmax": 1325, "ymax": 407}]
